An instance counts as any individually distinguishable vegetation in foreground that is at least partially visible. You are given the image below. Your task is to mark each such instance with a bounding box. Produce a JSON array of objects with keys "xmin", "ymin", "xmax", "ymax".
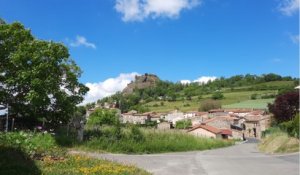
[
  {"xmin": 259, "ymin": 91, "xmax": 299, "ymax": 154},
  {"xmin": 0, "ymin": 131, "xmax": 150, "ymax": 175},
  {"xmin": 259, "ymin": 128, "xmax": 299, "ymax": 154},
  {"xmin": 75, "ymin": 128, "xmax": 234, "ymax": 154}
]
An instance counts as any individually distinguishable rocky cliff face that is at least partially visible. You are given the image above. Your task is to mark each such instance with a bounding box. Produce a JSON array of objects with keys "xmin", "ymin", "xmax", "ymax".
[{"xmin": 123, "ymin": 73, "xmax": 160, "ymax": 94}]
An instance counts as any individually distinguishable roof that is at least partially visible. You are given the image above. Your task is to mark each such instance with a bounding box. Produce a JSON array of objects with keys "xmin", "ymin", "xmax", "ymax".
[
  {"xmin": 203, "ymin": 115, "xmax": 237, "ymax": 124},
  {"xmin": 220, "ymin": 129, "xmax": 232, "ymax": 136},
  {"xmin": 188, "ymin": 124, "xmax": 221, "ymax": 134},
  {"xmin": 208, "ymin": 109, "xmax": 224, "ymax": 113}
]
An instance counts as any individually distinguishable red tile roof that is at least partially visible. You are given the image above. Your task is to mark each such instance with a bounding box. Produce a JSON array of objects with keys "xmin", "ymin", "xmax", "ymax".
[
  {"xmin": 220, "ymin": 129, "xmax": 232, "ymax": 136},
  {"xmin": 188, "ymin": 124, "xmax": 221, "ymax": 134}
]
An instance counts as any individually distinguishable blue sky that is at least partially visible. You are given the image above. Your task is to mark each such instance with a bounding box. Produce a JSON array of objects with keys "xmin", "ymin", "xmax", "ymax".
[{"xmin": 0, "ymin": 0, "xmax": 299, "ymax": 103}]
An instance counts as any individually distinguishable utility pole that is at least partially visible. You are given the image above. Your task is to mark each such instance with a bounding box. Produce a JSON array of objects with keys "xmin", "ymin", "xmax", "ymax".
[{"xmin": 5, "ymin": 103, "xmax": 8, "ymax": 132}]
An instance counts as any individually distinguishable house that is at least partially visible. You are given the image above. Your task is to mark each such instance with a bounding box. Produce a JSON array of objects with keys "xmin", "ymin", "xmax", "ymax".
[
  {"xmin": 188, "ymin": 124, "xmax": 232, "ymax": 139},
  {"xmin": 157, "ymin": 121, "xmax": 171, "ymax": 130},
  {"xmin": 190, "ymin": 112, "xmax": 209, "ymax": 126},
  {"xmin": 242, "ymin": 114, "xmax": 271, "ymax": 139},
  {"xmin": 121, "ymin": 111, "xmax": 150, "ymax": 124},
  {"xmin": 203, "ymin": 115, "xmax": 237, "ymax": 129},
  {"xmin": 165, "ymin": 110, "xmax": 185, "ymax": 125}
]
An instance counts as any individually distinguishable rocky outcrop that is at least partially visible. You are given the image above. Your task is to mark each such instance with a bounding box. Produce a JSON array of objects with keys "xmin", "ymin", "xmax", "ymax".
[{"xmin": 123, "ymin": 73, "xmax": 160, "ymax": 94}]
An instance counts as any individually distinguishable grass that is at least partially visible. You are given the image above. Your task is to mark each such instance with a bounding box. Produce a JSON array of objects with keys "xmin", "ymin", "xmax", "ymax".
[
  {"xmin": 143, "ymin": 90, "xmax": 277, "ymax": 112},
  {"xmin": 76, "ymin": 128, "xmax": 234, "ymax": 154},
  {"xmin": 0, "ymin": 131, "xmax": 151, "ymax": 175},
  {"xmin": 222, "ymin": 98, "xmax": 274, "ymax": 109},
  {"xmin": 259, "ymin": 128, "xmax": 300, "ymax": 154}
]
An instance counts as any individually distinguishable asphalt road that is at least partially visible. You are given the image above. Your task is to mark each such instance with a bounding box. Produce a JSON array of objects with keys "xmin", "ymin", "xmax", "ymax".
[{"xmin": 71, "ymin": 139, "xmax": 299, "ymax": 175}]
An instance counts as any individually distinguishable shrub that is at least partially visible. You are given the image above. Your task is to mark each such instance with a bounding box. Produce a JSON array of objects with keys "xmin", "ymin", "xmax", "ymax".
[
  {"xmin": 279, "ymin": 114, "xmax": 299, "ymax": 138},
  {"xmin": 211, "ymin": 91, "xmax": 224, "ymax": 100},
  {"xmin": 129, "ymin": 126, "xmax": 145, "ymax": 142},
  {"xmin": 268, "ymin": 91, "xmax": 299, "ymax": 123},
  {"xmin": 175, "ymin": 119, "xmax": 192, "ymax": 129},
  {"xmin": 250, "ymin": 93, "xmax": 257, "ymax": 100},
  {"xmin": 199, "ymin": 100, "xmax": 221, "ymax": 112},
  {"xmin": 183, "ymin": 103, "xmax": 191, "ymax": 107},
  {"xmin": 0, "ymin": 131, "xmax": 64, "ymax": 158}
]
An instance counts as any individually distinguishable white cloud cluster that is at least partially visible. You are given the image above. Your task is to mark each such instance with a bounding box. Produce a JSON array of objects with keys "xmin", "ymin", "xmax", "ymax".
[
  {"xmin": 69, "ymin": 35, "xmax": 96, "ymax": 49},
  {"xmin": 115, "ymin": 0, "xmax": 201, "ymax": 22},
  {"xmin": 278, "ymin": 0, "xmax": 299, "ymax": 16},
  {"xmin": 180, "ymin": 76, "xmax": 217, "ymax": 85},
  {"xmin": 81, "ymin": 72, "xmax": 139, "ymax": 105}
]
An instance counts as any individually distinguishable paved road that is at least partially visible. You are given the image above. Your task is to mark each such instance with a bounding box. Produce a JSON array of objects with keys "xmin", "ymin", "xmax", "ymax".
[{"xmin": 71, "ymin": 139, "xmax": 299, "ymax": 175}]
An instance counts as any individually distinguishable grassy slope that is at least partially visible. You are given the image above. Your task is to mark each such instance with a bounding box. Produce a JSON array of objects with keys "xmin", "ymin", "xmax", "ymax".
[
  {"xmin": 222, "ymin": 98, "xmax": 274, "ymax": 109},
  {"xmin": 259, "ymin": 130, "xmax": 300, "ymax": 154},
  {"xmin": 144, "ymin": 90, "xmax": 277, "ymax": 112}
]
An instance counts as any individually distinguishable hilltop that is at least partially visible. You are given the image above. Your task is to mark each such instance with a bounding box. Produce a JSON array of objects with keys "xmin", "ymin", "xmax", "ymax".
[{"xmin": 123, "ymin": 73, "xmax": 160, "ymax": 94}]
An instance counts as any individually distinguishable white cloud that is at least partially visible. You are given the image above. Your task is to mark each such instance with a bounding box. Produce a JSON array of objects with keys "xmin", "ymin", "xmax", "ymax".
[
  {"xmin": 69, "ymin": 35, "xmax": 96, "ymax": 49},
  {"xmin": 180, "ymin": 76, "xmax": 217, "ymax": 85},
  {"xmin": 290, "ymin": 34, "xmax": 299, "ymax": 44},
  {"xmin": 115, "ymin": 0, "xmax": 201, "ymax": 22},
  {"xmin": 81, "ymin": 72, "xmax": 139, "ymax": 105},
  {"xmin": 180, "ymin": 80, "xmax": 191, "ymax": 84},
  {"xmin": 278, "ymin": 0, "xmax": 299, "ymax": 16}
]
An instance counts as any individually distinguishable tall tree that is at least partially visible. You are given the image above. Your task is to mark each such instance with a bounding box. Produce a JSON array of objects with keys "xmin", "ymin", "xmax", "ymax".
[
  {"xmin": 268, "ymin": 91, "xmax": 299, "ymax": 123},
  {"xmin": 0, "ymin": 21, "xmax": 88, "ymax": 127}
]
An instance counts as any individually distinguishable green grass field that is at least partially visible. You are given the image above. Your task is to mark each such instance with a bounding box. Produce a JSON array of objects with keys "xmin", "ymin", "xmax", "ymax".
[
  {"xmin": 222, "ymin": 98, "xmax": 274, "ymax": 109},
  {"xmin": 144, "ymin": 90, "xmax": 277, "ymax": 112}
]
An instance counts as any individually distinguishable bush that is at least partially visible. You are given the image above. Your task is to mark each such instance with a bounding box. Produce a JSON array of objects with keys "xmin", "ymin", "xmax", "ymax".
[
  {"xmin": 211, "ymin": 91, "xmax": 224, "ymax": 100},
  {"xmin": 250, "ymin": 93, "xmax": 257, "ymax": 100},
  {"xmin": 175, "ymin": 119, "xmax": 192, "ymax": 129},
  {"xmin": 279, "ymin": 114, "xmax": 299, "ymax": 138},
  {"xmin": 183, "ymin": 103, "xmax": 190, "ymax": 107},
  {"xmin": 129, "ymin": 126, "xmax": 145, "ymax": 142},
  {"xmin": 0, "ymin": 131, "xmax": 64, "ymax": 158},
  {"xmin": 199, "ymin": 100, "xmax": 221, "ymax": 112}
]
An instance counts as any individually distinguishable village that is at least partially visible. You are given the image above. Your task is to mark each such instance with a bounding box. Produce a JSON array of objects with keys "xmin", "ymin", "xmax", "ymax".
[{"xmin": 87, "ymin": 103, "xmax": 271, "ymax": 141}]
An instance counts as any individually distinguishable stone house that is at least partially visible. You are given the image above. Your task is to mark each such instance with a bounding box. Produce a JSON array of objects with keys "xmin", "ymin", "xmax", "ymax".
[
  {"xmin": 242, "ymin": 114, "xmax": 271, "ymax": 139},
  {"xmin": 165, "ymin": 110, "xmax": 185, "ymax": 125},
  {"xmin": 121, "ymin": 111, "xmax": 150, "ymax": 124},
  {"xmin": 188, "ymin": 124, "xmax": 232, "ymax": 139},
  {"xmin": 157, "ymin": 121, "xmax": 171, "ymax": 130}
]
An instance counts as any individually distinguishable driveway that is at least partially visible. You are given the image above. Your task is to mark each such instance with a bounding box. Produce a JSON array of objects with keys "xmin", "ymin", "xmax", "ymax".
[{"xmin": 71, "ymin": 139, "xmax": 299, "ymax": 175}]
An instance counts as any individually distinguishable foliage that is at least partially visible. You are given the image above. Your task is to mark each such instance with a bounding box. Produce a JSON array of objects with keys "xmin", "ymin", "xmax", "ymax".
[
  {"xmin": 0, "ymin": 21, "xmax": 88, "ymax": 127},
  {"xmin": 279, "ymin": 114, "xmax": 299, "ymax": 138},
  {"xmin": 250, "ymin": 93, "xmax": 257, "ymax": 100},
  {"xmin": 259, "ymin": 128, "xmax": 299, "ymax": 154},
  {"xmin": 199, "ymin": 100, "xmax": 221, "ymax": 111},
  {"xmin": 0, "ymin": 146, "xmax": 41, "ymax": 175},
  {"xmin": 87, "ymin": 109, "xmax": 119, "ymax": 127},
  {"xmin": 0, "ymin": 131, "xmax": 65, "ymax": 158},
  {"xmin": 211, "ymin": 91, "xmax": 224, "ymax": 100},
  {"xmin": 268, "ymin": 91, "xmax": 299, "ymax": 123},
  {"xmin": 129, "ymin": 126, "xmax": 145, "ymax": 142},
  {"xmin": 175, "ymin": 119, "xmax": 192, "ymax": 129},
  {"xmin": 39, "ymin": 155, "xmax": 150, "ymax": 175},
  {"xmin": 78, "ymin": 129, "xmax": 233, "ymax": 154}
]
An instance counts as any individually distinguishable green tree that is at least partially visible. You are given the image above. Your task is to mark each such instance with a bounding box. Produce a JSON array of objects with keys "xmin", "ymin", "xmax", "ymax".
[
  {"xmin": 211, "ymin": 91, "xmax": 224, "ymax": 100},
  {"xmin": 87, "ymin": 109, "xmax": 119, "ymax": 127},
  {"xmin": 175, "ymin": 119, "xmax": 192, "ymax": 129},
  {"xmin": 0, "ymin": 21, "xmax": 88, "ymax": 127}
]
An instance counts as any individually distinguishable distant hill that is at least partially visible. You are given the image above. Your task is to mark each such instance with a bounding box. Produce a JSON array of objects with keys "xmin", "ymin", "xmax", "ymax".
[
  {"xmin": 96, "ymin": 73, "xmax": 299, "ymax": 113},
  {"xmin": 123, "ymin": 73, "xmax": 160, "ymax": 94}
]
